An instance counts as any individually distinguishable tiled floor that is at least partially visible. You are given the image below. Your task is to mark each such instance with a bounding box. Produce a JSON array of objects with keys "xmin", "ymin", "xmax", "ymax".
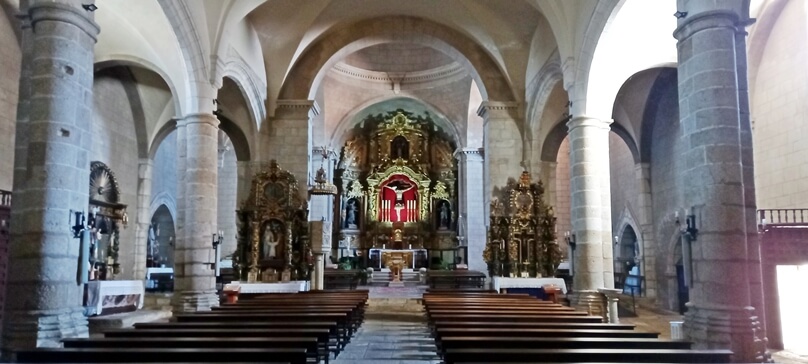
[{"xmin": 332, "ymin": 314, "xmax": 440, "ymax": 364}]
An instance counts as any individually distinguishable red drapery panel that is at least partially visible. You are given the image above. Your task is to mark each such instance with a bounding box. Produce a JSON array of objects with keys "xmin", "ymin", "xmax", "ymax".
[{"xmin": 379, "ymin": 174, "xmax": 418, "ymax": 222}]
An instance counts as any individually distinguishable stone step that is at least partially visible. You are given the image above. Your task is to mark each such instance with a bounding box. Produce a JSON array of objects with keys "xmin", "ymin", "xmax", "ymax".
[{"xmin": 88, "ymin": 309, "xmax": 172, "ymax": 336}]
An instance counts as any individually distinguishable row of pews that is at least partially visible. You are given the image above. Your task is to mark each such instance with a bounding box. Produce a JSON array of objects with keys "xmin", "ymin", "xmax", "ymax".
[
  {"xmin": 423, "ymin": 291, "xmax": 733, "ymax": 363},
  {"xmin": 14, "ymin": 289, "xmax": 368, "ymax": 363}
]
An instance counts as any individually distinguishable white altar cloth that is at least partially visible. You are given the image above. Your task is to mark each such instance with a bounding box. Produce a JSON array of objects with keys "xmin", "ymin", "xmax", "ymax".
[
  {"xmin": 224, "ymin": 281, "xmax": 309, "ymax": 294},
  {"xmin": 85, "ymin": 280, "xmax": 145, "ymax": 316},
  {"xmin": 492, "ymin": 277, "xmax": 568, "ymax": 294}
]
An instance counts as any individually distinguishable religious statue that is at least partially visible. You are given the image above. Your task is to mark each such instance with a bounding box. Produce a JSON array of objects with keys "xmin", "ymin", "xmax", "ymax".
[
  {"xmin": 439, "ymin": 201, "xmax": 450, "ymax": 229},
  {"xmin": 262, "ymin": 222, "xmax": 281, "ymax": 259},
  {"xmin": 384, "ymin": 183, "xmax": 414, "ymax": 202},
  {"xmin": 391, "ymin": 135, "xmax": 409, "ymax": 160},
  {"xmin": 345, "ymin": 199, "xmax": 358, "ymax": 229}
]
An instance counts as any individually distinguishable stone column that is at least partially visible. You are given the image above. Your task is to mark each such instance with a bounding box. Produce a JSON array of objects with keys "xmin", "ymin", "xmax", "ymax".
[
  {"xmin": 133, "ymin": 159, "xmax": 153, "ymax": 281},
  {"xmin": 171, "ymin": 113, "xmax": 219, "ymax": 313},
  {"xmin": 2, "ymin": 0, "xmax": 99, "ymax": 352},
  {"xmin": 454, "ymin": 148, "xmax": 486, "ymax": 274},
  {"xmin": 674, "ymin": 8, "xmax": 765, "ymax": 362},
  {"xmin": 478, "ymin": 102, "xmax": 522, "ymax": 197},
  {"xmin": 268, "ymin": 100, "xmax": 318, "ymax": 197},
  {"xmin": 635, "ymin": 163, "xmax": 656, "ymax": 297},
  {"xmin": 566, "ymin": 116, "xmax": 613, "ymax": 294}
]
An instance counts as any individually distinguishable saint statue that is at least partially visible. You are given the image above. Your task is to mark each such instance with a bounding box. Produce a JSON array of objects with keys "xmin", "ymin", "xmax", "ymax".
[
  {"xmin": 439, "ymin": 202, "xmax": 450, "ymax": 229},
  {"xmin": 263, "ymin": 223, "xmax": 281, "ymax": 259},
  {"xmin": 346, "ymin": 200, "xmax": 358, "ymax": 228}
]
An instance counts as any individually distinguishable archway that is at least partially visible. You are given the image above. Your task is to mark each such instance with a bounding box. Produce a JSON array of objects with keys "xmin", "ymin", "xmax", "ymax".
[{"xmin": 147, "ymin": 204, "xmax": 175, "ymax": 292}]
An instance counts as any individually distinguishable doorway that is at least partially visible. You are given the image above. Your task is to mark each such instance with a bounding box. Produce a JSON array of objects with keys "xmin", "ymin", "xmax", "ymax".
[{"xmin": 776, "ymin": 264, "xmax": 808, "ymax": 355}]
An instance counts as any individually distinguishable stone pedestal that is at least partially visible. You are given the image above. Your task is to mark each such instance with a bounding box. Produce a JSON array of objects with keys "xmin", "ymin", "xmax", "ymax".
[
  {"xmin": 454, "ymin": 149, "xmax": 486, "ymax": 274},
  {"xmin": 3, "ymin": 1, "xmax": 99, "ymax": 353},
  {"xmin": 313, "ymin": 255, "xmax": 324, "ymax": 290},
  {"xmin": 575, "ymin": 290, "xmax": 607, "ymax": 323},
  {"xmin": 598, "ymin": 288, "xmax": 622, "ymax": 324}
]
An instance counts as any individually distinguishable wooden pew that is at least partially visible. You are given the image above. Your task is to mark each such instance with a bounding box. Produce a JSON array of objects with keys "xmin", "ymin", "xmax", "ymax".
[
  {"xmin": 15, "ymin": 347, "xmax": 307, "ymax": 363},
  {"xmin": 428, "ymin": 313, "xmax": 604, "ymax": 323},
  {"xmin": 442, "ymin": 348, "xmax": 733, "ymax": 363},
  {"xmin": 427, "ymin": 271, "xmax": 486, "ymax": 289},
  {"xmin": 438, "ymin": 336, "xmax": 691, "ymax": 350},
  {"xmin": 430, "ymin": 321, "xmax": 637, "ymax": 331}
]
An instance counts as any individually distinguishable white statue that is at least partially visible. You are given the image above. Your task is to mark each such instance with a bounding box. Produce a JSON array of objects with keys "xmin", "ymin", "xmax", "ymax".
[
  {"xmin": 263, "ymin": 224, "xmax": 280, "ymax": 259},
  {"xmin": 384, "ymin": 183, "xmax": 415, "ymax": 202}
]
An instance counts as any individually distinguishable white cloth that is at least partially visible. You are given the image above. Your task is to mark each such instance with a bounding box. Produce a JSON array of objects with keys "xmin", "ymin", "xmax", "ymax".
[
  {"xmin": 492, "ymin": 277, "xmax": 568, "ymax": 294},
  {"xmin": 224, "ymin": 281, "xmax": 309, "ymax": 294},
  {"xmin": 85, "ymin": 280, "xmax": 144, "ymax": 316}
]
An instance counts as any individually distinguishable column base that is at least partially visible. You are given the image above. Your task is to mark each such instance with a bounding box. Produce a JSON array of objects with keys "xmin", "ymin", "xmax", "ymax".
[
  {"xmin": 1, "ymin": 306, "xmax": 88, "ymax": 355},
  {"xmin": 572, "ymin": 290, "xmax": 608, "ymax": 323},
  {"xmin": 683, "ymin": 302, "xmax": 769, "ymax": 363},
  {"xmin": 170, "ymin": 290, "xmax": 219, "ymax": 313}
]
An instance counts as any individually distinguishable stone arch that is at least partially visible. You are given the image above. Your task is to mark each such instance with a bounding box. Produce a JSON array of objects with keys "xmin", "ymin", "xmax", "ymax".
[
  {"xmin": 639, "ymin": 67, "xmax": 677, "ymax": 163},
  {"xmin": 615, "ymin": 206, "xmax": 642, "ymax": 260},
  {"xmin": 95, "ymin": 56, "xmax": 182, "ymax": 117},
  {"xmin": 539, "ymin": 119, "xmax": 569, "ymax": 163},
  {"xmin": 157, "ymin": 0, "xmax": 214, "ymax": 113},
  {"xmin": 526, "ymin": 51, "xmax": 563, "ymax": 137},
  {"xmin": 149, "ymin": 191, "xmax": 177, "ymax": 224},
  {"xmin": 573, "ymin": 0, "xmax": 677, "ymax": 118},
  {"xmin": 610, "ymin": 122, "xmax": 640, "ymax": 164},
  {"xmin": 92, "ymin": 66, "xmax": 150, "ymax": 160},
  {"xmin": 279, "ymin": 16, "xmax": 517, "ymax": 104},
  {"xmin": 216, "ymin": 113, "xmax": 252, "ymax": 162},
  {"xmin": 329, "ymin": 96, "xmax": 463, "ymax": 149},
  {"xmin": 223, "ymin": 53, "xmax": 267, "ymax": 130},
  {"xmin": 148, "ymin": 119, "xmax": 177, "ymax": 160}
]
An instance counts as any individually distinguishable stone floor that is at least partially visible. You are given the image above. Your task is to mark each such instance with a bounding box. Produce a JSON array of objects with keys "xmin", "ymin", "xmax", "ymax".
[{"xmin": 332, "ymin": 313, "xmax": 440, "ymax": 364}]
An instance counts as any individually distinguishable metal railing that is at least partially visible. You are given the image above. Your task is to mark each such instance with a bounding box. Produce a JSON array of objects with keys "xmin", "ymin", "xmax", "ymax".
[{"xmin": 757, "ymin": 209, "xmax": 808, "ymax": 226}]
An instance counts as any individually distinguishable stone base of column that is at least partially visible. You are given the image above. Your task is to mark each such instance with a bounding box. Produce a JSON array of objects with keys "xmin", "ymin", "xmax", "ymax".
[
  {"xmin": 572, "ymin": 290, "xmax": 608, "ymax": 323},
  {"xmin": 2, "ymin": 307, "xmax": 88, "ymax": 354},
  {"xmin": 170, "ymin": 290, "xmax": 219, "ymax": 313},
  {"xmin": 683, "ymin": 303, "xmax": 769, "ymax": 363}
]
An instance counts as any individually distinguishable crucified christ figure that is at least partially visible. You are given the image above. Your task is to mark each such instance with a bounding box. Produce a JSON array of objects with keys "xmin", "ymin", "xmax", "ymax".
[{"xmin": 383, "ymin": 183, "xmax": 415, "ymax": 202}]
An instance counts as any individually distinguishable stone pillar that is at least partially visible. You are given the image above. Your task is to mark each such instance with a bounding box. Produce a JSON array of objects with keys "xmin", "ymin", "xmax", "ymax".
[
  {"xmin": 2, "ymin": 0, "xmax": 99, "ymax": 352},
  {"xmin": 269, "ymin": 100, "xmax": 318, "ymax": 197},
  {"xmin": 11, "ymin": 16, "xmax": 32, "ymax": 196},
  {"xmin": 635, "ymin": 163, "xmax": 656, "ymax": 297},
  {"xmin": 478, "ymin": 102, "xmax": 522, "ymax": 196},
  {"xmin": 674, "ymin": 8, "xmax": 765, "ymax": 362},
  {"xmin": 171, "ymin": 113, "xmax": 219, "ymax": 313},
  {"xmin": 566, "ymin": 116, "xmax": 613, "ymax": 294},
  {"xmin": 133, "ymin": 159, "xmax": 153, "ymax": 281},
  {"xmin": 454, "ymin": 148, "xmax": 486, "ymax": 274},
  {"xmin": 313, "ymin": 255, "xmax": 324, "ymax": 290}
]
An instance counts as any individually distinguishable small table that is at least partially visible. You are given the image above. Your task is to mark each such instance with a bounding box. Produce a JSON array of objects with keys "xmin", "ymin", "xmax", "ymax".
[{"xmin": 84, "ymin": 280, "xmax": 145, "ymax": 316}]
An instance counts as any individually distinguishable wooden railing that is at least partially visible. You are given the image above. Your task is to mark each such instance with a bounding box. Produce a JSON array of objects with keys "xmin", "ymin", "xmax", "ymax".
[
  {"xmin": 0, "ymin": 190, "xmax": 9, "ymax": 207},
  {"xmin": 757, "ymin": 209, "xmax": 808, "ymax": 227}
]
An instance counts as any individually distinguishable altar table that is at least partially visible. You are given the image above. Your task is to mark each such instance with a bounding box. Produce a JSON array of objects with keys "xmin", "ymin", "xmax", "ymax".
[
  {"xmin": 369, "ymin": 248, "xmax": 427, "ymax": 270},
  {"xmin": 224, "ymin": 281, "xmax": 309, "ymax": 294},
  {"xmin": 84, "ymin": 280, "xmax": 145, "ymax": 316},
  {"xmin": 492, "ymin": 277, "xmax": 568, "ymax": 294}
]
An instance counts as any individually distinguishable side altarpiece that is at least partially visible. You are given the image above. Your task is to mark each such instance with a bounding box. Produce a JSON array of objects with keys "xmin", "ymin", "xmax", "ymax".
[
  {"xmin": 235, "ymin": 160, "xmax": 312, "ymax": 282},
  {"xmin": 483, "ymin": 171, "xmax": 561, "ymax": 277}
]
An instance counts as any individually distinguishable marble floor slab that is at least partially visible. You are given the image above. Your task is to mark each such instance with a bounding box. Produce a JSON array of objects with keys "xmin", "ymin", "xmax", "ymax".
[{"xmin": 332, "ymin": 314, "xmax": 440, "ymax": 364}]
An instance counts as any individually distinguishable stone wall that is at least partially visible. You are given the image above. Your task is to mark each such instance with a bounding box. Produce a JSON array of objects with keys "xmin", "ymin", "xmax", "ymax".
[
  {"xmin": 150, "ymin": 129, "xmax": 177, "ymax": 267},
  {"xmin": 648, "ymin": 82, "xmax": 683, "ymax": 312},
  {"xmin": 609, "ymin": 131, "xmax": 639, "ymax": 262},
  {"xmin": 217, "ymin": 135, "xmax": 238, "ymax": 257},
  {"xmin": 554, "ymin": 137, "xmax": 571, "ymax": 252},
  {"xmin": 751, "ymin": 0, "xmax": 808, "ymax": 209},
  {"xmin": 92, "ymin": 70, "xmax": 140, "ymax": 280},
  {"xmin": 0, "ymin": 7, "xmax": 20, "ymax": 191}
]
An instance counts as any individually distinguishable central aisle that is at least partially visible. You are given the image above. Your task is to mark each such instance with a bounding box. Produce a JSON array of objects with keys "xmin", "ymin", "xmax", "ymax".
[{"xmin": 332, "ymin": 312, "xmax": 440, "ymax": 364}]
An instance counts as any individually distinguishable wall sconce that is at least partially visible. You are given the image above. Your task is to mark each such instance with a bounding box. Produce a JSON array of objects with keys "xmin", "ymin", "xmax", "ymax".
[
  {"xmin": 564, "ymin": 231, "xmax": 576, "ymax": 250},
  {"xmin": 82, "ymin": 4, "xmax": 98, "ymax": 12},
  {"xmin": 673, "ymin": 10, "xmax": 688, "ymax": 19},
  {"xmin": 208, "ymin": 230, "xmax": 224, "ymax": 276},
  {"xmin": 684, "ymin": 209, "xmax": 698, "ymax": 242},
  {"xmin": 613, "ymin": 235, "xmax": 619, "ymax": 245}
]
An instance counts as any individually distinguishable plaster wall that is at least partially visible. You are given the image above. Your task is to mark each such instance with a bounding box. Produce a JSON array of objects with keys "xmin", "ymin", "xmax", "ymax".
[
  {"xmin": 0, "ymin": 7, "xmax": 20, "ymax": 191},
  {"xmin": 752, "ymin": 0, "xmax": 808, "ymax": 209},
  {"xmin": 92, "ymin": 71, "xmax": 141, "ymax": 280}
]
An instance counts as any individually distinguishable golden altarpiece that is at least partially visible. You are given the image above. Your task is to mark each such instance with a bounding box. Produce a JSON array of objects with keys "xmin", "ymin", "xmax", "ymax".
[
  {"xmin": 336, "ymin": 110, "xmax": 458, "ymax": 269},
  {"xmin": 235, "ymin": 160, "xmax": 312, "ymax": 282},
  {"xmin": 483, "ymin": 171, "xmax": 561, "ymax": 277}
]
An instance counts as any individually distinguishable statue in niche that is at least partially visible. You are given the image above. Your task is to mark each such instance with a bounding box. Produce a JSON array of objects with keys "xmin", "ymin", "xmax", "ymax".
[
  {"xmin": 390, "ymin": 135, "xmax": 409, "ymax": 160},
  {"xmin": 345, "ymin": 199, "xmax": 359, "ymax": 229},
  {"xmin": 262, "ymin": 220, "xmax": 284, "ymax": 259},
  {"xmin": 439, "ymin": 201, "xmax": 450, "ymax": 229},
  {"xmin": 384, "ymin": 182, "xmax": 414, "ymax": 203}
]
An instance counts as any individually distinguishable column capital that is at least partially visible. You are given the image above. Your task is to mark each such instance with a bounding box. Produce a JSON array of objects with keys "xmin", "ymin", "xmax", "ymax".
[
  {"xmin": 29, "ymin": 1, "xmax": 99, "ymax": 41},
  {"xmin": 177, "ymin": 113, "xmax": 220, "ymax": 128},
  {"xmin": 476, "ymin": 101, "xmax": 519, "ymax": 119},
  {"xmin": 454, "ymin": 147, "xmax": 484, "ymax": 162},
  {"xmin": 674, "ymin": 10, "xmax": 740, "ymax": 42},
  {"xmin": 275, "ymin": 99, "xmax": 319, "ymax": 119},
  {"xmin": 566, "ymin": 116, "xmax": 613, "ymax": 131}
]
